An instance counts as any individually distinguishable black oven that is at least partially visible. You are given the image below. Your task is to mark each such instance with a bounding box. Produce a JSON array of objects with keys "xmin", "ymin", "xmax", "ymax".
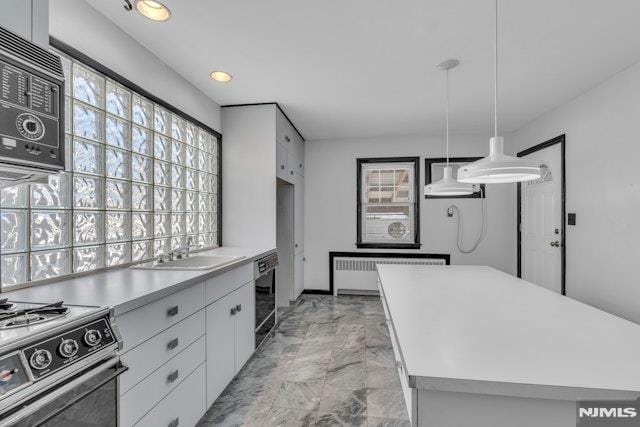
[
  {"xmin": 5, "ymin": 356, "xmax": 126, "ymax": 426},
  {"xmin": 254, "ymin": 253, "xmax": 278, "ymax": 348}
]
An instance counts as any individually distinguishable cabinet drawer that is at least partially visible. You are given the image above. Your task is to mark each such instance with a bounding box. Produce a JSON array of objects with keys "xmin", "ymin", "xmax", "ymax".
[
  {"xmin": 117, "ymin": 283, "xmax": 205, "ymax": 351},
  {"xmin": 120, "ymin": 336, "xmax": 205, "ymax": 426},
  {"xmin": 135, "ymin": 363, "xmax": 206, "ymax": 427},
  {"xmin": 119, "ymin": 310, "xmax": 205, "ymax": 395},
  {"xmin": 205, "ymin": 269, "xmax": 236, "ymax": 305}
]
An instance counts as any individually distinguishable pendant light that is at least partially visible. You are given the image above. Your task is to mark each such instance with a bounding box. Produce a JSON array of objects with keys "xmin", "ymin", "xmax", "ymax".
[
  {"xmin": 424, "ymin": 59, "xmax": 475, "ymax": 197},
  {"xmin": 457, "ymin": 0, "xmax": 541, "ymax": 184}
]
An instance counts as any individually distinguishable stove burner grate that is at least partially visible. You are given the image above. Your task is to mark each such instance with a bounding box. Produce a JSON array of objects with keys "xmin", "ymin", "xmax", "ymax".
[{"xmin": 0, "ymin": 301, "xmax": 70, "ymax": 330}]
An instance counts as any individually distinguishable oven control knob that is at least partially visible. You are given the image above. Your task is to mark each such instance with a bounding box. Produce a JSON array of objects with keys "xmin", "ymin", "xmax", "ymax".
[
  {"xmin": 83, "ymin": 329, "xmax": 102, "ymax": 347},
  {"xmin": 58, "ymin": 339, "xmax": 79, "ymax": 358},
  {"xmin": 30, "ymin": 349, "xmax": 52, "ymax": 370}
]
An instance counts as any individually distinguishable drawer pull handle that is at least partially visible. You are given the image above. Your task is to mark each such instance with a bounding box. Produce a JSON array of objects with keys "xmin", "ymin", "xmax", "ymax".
[
  {"xmin": 285, "ymin": 135, "xmax": 291, "ymax": 142},
  {"xmin": 230, "ymin": 307, "xmax": 237, "ymax": 316},
  {"xmin": 167, "ymin": 370, "xmax": 179, "ymax": 384},
  {"xmin": 167, "ymin": 306, "xmax": 179, "ymax": 317},
  {"xmin": 236, "ymin": 304, "xmax": 242, "ymax": 312},
  {"xmin": 167, "ymin": 338, "xmax": 179, "ymax": 351},
  {"xmin": 168, "ymin": 417, "xmax": 179, "ymax": 427},
  {"xmin": 280, "ymin": 165, "xmax": 285, "ymax": 170}
]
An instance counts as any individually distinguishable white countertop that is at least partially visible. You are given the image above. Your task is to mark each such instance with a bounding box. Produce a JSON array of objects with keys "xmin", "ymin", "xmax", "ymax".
[
  {"xmin": 4, "ymin": 247, "xmax": 275, "ymax": 316},
  {"xmin": 377, "ymin": 265, "xmax": 640, "ymax": 401}
]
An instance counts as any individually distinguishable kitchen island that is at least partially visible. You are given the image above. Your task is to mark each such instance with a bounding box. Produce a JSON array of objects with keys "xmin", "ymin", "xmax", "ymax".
[{"xmin": 376, "ymin": 265, "xmax": 640, "ymax": 427}]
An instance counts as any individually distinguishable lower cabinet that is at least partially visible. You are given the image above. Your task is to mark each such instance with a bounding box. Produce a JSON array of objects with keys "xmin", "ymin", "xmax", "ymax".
[{"xmin": 206, "ymin": 280, "xmax": 255, "ymax": 407}]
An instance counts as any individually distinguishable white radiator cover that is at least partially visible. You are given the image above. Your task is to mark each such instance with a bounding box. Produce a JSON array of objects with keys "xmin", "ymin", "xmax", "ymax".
[{"xmin": 333, "ymin": 256, "xmax": 447, "ymax": 295}]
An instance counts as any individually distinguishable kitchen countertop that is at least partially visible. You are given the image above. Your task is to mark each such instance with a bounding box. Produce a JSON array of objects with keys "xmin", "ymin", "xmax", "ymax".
[
  {"xmin": 4, "ymin": 247, "xmax": 275, "ymax": 317},
  {"xmin": 377, "ymin": 264, "xmax": 640, "ymax": 401}
]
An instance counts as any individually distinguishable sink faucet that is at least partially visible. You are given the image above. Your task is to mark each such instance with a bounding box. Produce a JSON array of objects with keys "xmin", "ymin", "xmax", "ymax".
[{"xmin": 173, "ymin": 237, "xmax": 199, "ymax": 260}]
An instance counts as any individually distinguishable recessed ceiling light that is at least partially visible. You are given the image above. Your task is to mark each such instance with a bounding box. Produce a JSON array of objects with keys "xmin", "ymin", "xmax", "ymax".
[
  {"xmin": 210, "ymin": 71, "xmax": 233, "ymax": 83},
  {"xmin": 135, "ymin": 0, "xmax": 171, "ymax": 22}
]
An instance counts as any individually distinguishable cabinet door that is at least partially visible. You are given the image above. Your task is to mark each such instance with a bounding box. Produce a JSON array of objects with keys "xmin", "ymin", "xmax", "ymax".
[
  {"xmin": 206, "ymin": 292, "xmax": 236, "ymax": 407},
  {"xmin": 276, "ymin": 142, "xmax": 287, "ymax": 180},
  {"xmin": 294, "ymin": 173, "xmax": 304, "ymax": 253},
  {"xmin": 294, "ymin": 252, "xmax": 304, "ymax": 300},
  {"xmin": 234, "ymin": 281, "xmax": 255, "ymax": 373}
]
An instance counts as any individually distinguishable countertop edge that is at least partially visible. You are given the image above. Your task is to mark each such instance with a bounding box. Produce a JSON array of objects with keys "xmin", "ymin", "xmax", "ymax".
[{"xmin": 111, "ymin": 248, "xmax": 276, "ymax": 317}]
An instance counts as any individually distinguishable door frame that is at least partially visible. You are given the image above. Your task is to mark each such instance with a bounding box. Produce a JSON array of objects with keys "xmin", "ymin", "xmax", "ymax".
[{"xmin": 516, "ymin": 134, "xmax": 566, "ymax": 295}]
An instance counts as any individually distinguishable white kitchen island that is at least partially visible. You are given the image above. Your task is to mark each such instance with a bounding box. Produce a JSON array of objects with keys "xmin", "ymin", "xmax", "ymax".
[{"xmin": 376, "ymin": 265, "xmax": 640, "ymax": 427}]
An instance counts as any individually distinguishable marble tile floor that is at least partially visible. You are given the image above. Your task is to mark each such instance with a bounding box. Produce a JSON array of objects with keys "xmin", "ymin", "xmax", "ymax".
[{"xmin": 197, "ymin": 294, "xmax": 410, "ymax": 426}]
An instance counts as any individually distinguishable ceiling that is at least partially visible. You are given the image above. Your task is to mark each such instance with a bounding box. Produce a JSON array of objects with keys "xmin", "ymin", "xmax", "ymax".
[{"xmin": 86, "ymin": 0, "xmax": 640, "ymax": 140}]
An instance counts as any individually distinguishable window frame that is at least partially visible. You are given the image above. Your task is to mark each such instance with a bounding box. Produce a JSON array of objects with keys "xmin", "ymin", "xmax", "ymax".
[{"xmin": 356, "ymin": 157, "xmax": 421, "ymax": 249}]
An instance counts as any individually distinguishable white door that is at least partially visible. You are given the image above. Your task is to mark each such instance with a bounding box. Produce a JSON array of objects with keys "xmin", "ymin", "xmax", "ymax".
[
  {"xmin": 520, "ymin": 143, "xmax": 563, "ymax": 293},
  {"xmin": 206, "ymin": 292, "xmax": 236, "ymax": 406},
  {"xmin": 233, "ymin": 281, "xmax": 255, "ymax": 373}
]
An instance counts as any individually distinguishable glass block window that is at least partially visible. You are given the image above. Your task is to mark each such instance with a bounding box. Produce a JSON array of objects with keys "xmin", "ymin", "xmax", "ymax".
[
  {"xmin": 356, "ymin": 157, "xmax": 420, "ymax": 249},
  {"xmin": 0, "ymin": 49, "xmax": 221, "ymax": 290}
]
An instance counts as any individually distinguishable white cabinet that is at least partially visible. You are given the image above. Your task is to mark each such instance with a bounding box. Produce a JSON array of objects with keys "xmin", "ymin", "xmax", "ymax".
[
  {"xmin": 294, "ymin": 252, "xmax": 304, "ymax": 299},
  {"xmin": 276, "ymin": 142, "xmax": 288, "ymax": 181},
  {"xmin": 294, "ymin": 173, "xmax": 305, "ymax": 254},
  {"xmin": 206, "ymin": 280, "xmax": 255, "ymax": 406}
]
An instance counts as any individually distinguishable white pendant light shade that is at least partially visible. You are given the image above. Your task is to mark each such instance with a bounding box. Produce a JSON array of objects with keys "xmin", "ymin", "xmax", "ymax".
[
  {"xmin": 425, "ymin": 166, "xmax": 474, "ymax": 196},
  {"xmin": 457, "ymin": 137, "xmax": 541, "ymax": 183}
]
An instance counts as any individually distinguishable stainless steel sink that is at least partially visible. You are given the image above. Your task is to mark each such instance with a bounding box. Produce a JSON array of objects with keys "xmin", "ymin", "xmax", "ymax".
[{"xmin": 131, "ymin": 255, "xmax": 245, "ymax": 271}]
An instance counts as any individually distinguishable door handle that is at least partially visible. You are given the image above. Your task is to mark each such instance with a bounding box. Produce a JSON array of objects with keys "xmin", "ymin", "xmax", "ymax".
[
  {"xmin": 550, "ymin": 241, "xmax": 560, "ymax": 247},
  {"xmin": 230, "ymin": 307, "xmax": 237, "ymax": 315},
  {"xmin": 236, "ymin": 304, "xmax": 242, "ymax": 312}
]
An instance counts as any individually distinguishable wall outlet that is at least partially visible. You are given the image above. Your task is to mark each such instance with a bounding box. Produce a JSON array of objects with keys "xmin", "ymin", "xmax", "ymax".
[{"xmin": 447, "ymin": 207, "xmax": 454, "ymax": 217}]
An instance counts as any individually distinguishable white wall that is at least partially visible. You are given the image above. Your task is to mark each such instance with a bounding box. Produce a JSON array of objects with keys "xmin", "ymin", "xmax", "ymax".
[
  {"xmin": 0, "ymin": 0, "xmax": 49, "ymax": 47},
  {"xmin": 304, "ymin": 134, "xmax": 517, "ymax": 291},
  {"xmin": 222, "ymin": 105, "xmax": 277, "ymax": 249},
  {"xmin": 511, "ymin": 61, "xmax": 640, "ymax": 324},
  {"xmin": 49, "ymin": 0, "xmax": 221, "ymax": 132}
]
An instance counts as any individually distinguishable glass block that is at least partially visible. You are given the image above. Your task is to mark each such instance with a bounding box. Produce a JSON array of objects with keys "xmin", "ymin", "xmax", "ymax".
[
  {"xmin": 132, "ymin": 125, "xmax": 152, "ymax": 155},
  {"xmin": 106, "ymin": 242, "xmax": 131, "ymax": 267},
  {"xmin": 186, "ymin": 191, "xmax": 198, "ymax": 212},
  {"xmin": 153, "ymin": 238, "xmax": 170, "ymax": 257},
  {"xmin": 73, "ymin": 64, "xmax": 104, "ymax": 107},
  {"xmin": 186, "ymin": 169, "xmax": 198, "ymax": 191},
  {"xmin": 198, "ymin": 151, "xmax": 207, "ymax": 173},
  {"xmin": 154, "ymin": 213, "xmax": 171, "ymax": 237},
  {"xmin": 154, "ymin": 160, "xmax": 171, "ymax": 186},
  {"xmin": 212, "ymin": 137, "xmax": 219, "ymax": 156},
  {"xmin": 31, "ymin": 248, "xmax": 71, "ymax": 281},
  {"xmin": 154, "ymin": 106, "xmax": 171, "ymax": 136},
  {"xmin": 73, "ymin": 211, "xmax": 104, "ymax": 246},
  {"xmin": 186, "ymin": 146, "xmax": 197, "ymax": 169},
  {"xmin": 106, "ymin": 116, "xmax": 130, "ymax": 149},
  {"xmin": 171, "ymin": 214, "xmax": 185, "ymax": 236},
  {"xmin": 154, "ymin": 186, "xmax": 171, "ymax": 211},
  {"xmin": 198, "ymin": 192, "xmax": 208, "ymax": 212},
  {"xmin": 132, "ymin": 213, "xmax": 152, "ymax": 240},
  {"xmin": 106, "ymin": 212, "xmax": 131, "ymax": 242},
  {"xmin": 211, "ymin": 155, "xmax": 219, "ymax": 175},
  {"xmin": 153, "ymin": 134, "xmax": 170, "ymax": 161},
  {"xmin": 1, "ymin": 184, "xmax": 28, "ymax": 207},
  {"xmin": 73, "ymin": 138, "xmax": 104, "ymax": 175},
  {"xmin": 132, "ymin": 240, "xmax": 152, "ymax": 261},
  {"xmin": 60, "ymin": 54, "xmax": 72, "ymax": 96},
  {"xmin": 172, "ymin": 116, "xmax": 186, "ymax": 142},
  {"xmin": 106, "ymin": 81, "xmax": 131, "ymax": 119},
  {"xmin": 106, "ymin": 179, "xmax": 131, "ymax": 210},
  {"xmin": 132, "ymin": 95, "xmax": 153, "ymax": 129},
  {"xmin": 65, "ymin": 134, "xmax": 73, "ymax": 172},
  {"xmin": 132, "ymin": 183, "xmax": 152, "ymax": 210},
  {"xmin": 198, "ymin": 234, "xmax": 207, "ymax": 247},
  {"xmin": 1, "ymin": 210, "xmax": 28, "ymax": 254},
  {"xmin": 209, "ymin": 194, "xmax": 218, "ymax": 212},
  {"xmin": 171, "ymin": 165, "xmax": 185, "ymax": 189},
  {"xmin": 212, "ymin": 175, "xmax": 219, "ymax": 194},
  {"xmin": 106, "ymin": 147, "xmax": 130, "ymax": 179},
  {"xmin": 73, "ymin": 101, "xmax": 104, "ymax": 142},
  {"xmin": 198, "ymin": 170, "xmax": 208, "ymax": 192},
  {"xmin": 186, "ymin": 123, "xmax": 197, "ymax": 146},
  {"xmin": 199, "ymin": 212, "xmax": 210, "ymax": 233},
  {"xmin": 171, "ymin": 140, "xmax": 185, "ymax": 165},
  {"xmin": 201, "ymin": 233, "xmax": 212, "ymax": 247},
  {"xmin": 65, "ymin": 96, "xmax": 72, "ymax": 134},
  {"xmin": 131, "ymin": 154, "xmax": 152, "ymax": 183},
  {"xmin": 74, "ymin": 245, "xmax": 105, "ymax": 273},
  {"xmin": 2, "ymin": 253, "xmax": 28, "ymax": 288},
  {"xmin": 199, "ymin": 130, "xmax": 211, "ymax": 153},
  {"xmin": 31, "ymin": 173, "xmax": 72, "ymax": 208},
  {"xmin": 171, "ymin": 189, "xmax": 185, "ymax": 212},
  {"xmin": 171, "ymin": 235, "xmax": 185, "ymax": 250},
  {"xmin": 73, "ymin": 175, "xmax": 104, "ymax": 209},
  {"xmin": 187, "ymin": 234, "xmax": 198, "ymax": 248},
  {"xmin": 31, "ymin": 211, "xmax": 70, "ymax": 250},
  {"xmin": 186, "ymin": 213, "xmax": 198, "ymax": 234},
  {"xmin": 208, "ymin": 232, "xmax": 217, "ymax": 247}
]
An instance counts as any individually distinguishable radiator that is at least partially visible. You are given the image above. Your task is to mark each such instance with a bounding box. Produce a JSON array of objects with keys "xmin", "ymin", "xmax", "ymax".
[{"xmin": 333, "ymin": 256, "xmax": 447, "ymax": 295}]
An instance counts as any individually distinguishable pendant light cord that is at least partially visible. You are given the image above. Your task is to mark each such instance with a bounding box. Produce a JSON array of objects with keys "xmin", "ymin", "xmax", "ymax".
[
  {"xmin": 448, "ymin": 187, "xmax": 487, "ymax": 254},
  {"xmin": 445, "ymin": 68, "xmax": 450, "ymax": 167},
  {"xmin": 494, "ymin": 0, "xmax": 498, "ymax": 138}
]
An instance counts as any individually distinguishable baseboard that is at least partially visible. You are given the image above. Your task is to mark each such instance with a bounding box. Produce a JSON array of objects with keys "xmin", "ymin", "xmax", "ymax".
[
  {"xmin": 301, "ymin": 289, "xmax": 332, "ymax": 295},
  {"xmin": 336, "ymin": 289, "xmax": 380, "ymax": 296}
]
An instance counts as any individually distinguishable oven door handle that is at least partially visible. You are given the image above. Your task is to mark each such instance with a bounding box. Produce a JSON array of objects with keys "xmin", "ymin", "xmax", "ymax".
[{"xmin": 1, "ymin": 357, "xmax": 127, "ymax": 427}]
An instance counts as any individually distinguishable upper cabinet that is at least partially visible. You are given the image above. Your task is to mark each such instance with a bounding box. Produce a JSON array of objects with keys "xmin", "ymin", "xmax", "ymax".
[{"xmin": 276, "ymin": 109, "xmax": 305, "ymax": 182}]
